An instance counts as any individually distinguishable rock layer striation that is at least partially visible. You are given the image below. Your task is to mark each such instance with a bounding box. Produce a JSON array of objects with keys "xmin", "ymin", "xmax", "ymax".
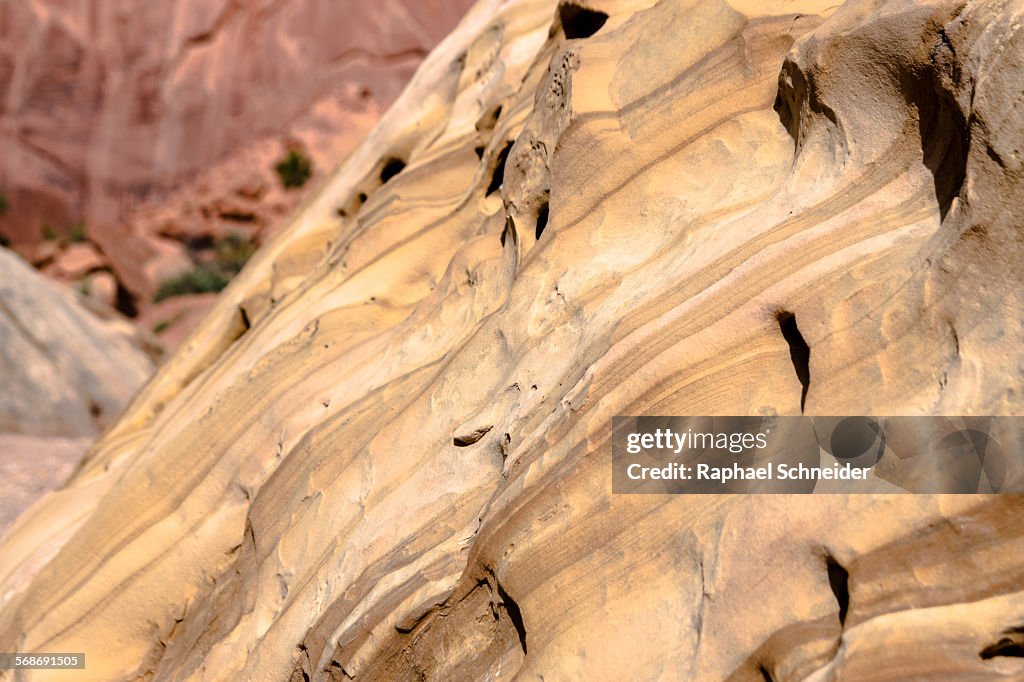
[{"xmin": 1, "ymin": 0, "xmax": 1023, "ymax": 680}]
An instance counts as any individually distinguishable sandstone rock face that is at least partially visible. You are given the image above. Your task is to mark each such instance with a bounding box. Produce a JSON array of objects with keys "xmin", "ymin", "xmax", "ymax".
[
  {"xmin": 1, "ymin": 0, "xmax": 1023, "ymax": 680},
  {"xmin": 0, "ymin": 0, "xmax": 475, "ymax": 308}
]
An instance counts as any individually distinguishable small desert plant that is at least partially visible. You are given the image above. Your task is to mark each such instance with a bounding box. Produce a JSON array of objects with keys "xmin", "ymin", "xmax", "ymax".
[
  {"xmin": 275, "ymin": 149, "xmax": 313, "ymax": 189},
  {"xmin": 68, "ymin": 221, "xmax": 88, "ymax": 243},
  {"xmin": 154, "ymin": 233, "xmax": 256, "ymax": 301},
  {"xmin": 0, "ymin": 193, "xmax": 8, "ymax": 216},
  {"xmin": 214, "ymin": 232, "xmax": 257, "ymax": 272},
  {"xmin": 154, "ymin": 265, "xmax": 230, "ymax": 301},
  {"xmin": 41, "ymin": 223, "xmax": 59, "ymax": 241}
]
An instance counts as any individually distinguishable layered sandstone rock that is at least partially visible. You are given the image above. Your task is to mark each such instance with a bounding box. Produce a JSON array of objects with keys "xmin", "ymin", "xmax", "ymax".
[{"xmin": 1, "ymin": 0, "xmax": 1022, "ymax": 680}]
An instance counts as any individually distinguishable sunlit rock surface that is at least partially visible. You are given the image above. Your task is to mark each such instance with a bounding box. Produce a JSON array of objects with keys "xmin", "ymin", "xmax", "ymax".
[{"xmin": 1, "ymin": 0, "xmax": 1022, "ymax": 680}]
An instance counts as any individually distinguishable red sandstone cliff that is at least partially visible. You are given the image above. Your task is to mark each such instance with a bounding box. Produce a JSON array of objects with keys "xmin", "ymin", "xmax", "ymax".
[{"xmin": 0, "ymin": 0, "xmax": 474, "ymax": 336}]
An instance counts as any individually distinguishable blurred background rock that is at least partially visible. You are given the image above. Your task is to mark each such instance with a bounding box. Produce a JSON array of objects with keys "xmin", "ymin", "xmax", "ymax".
[{"xmin": 0, "ymin": 0, "xmax": 474, "ymax": 348}]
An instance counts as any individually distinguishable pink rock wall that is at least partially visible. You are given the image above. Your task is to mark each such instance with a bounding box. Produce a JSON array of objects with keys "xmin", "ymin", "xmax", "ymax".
[{"xmin": 0, "ymin": 0, "xmax": 474, "ymax": 285}]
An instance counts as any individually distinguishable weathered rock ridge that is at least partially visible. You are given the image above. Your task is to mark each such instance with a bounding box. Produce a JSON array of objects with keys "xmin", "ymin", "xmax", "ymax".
[{"xmin": 1, "ymin": 0, "xmax": 1023, "ymax": 680}]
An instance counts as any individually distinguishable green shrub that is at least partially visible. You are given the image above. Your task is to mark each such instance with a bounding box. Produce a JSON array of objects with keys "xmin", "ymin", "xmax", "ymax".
[
  {"xmin": 41, "ymin": 223, "xmax": 59, "ymax": 241},
  {"xmin": 68, "ymin": 221, "xmax": 88, "ymax": 243},
  {"xmin": 215, "ymin": 232, "xmax": 256, "ymax": 272},
  {"xmin": 154, "ymin": 265, "xmax": 230, "ymax": 302},
  {"xmin": 154, "ymin": 233, "xmax": 256, "ymax": 302},
  {"xmin": 275, "ymin": 149, "xmax": 313, "ymax": 189}
]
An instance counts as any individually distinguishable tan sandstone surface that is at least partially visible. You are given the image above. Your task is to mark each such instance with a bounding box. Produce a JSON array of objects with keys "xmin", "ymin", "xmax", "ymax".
[{"xmin": 1, "ymin": 0, "xmax": 1023, "ymax": 680}]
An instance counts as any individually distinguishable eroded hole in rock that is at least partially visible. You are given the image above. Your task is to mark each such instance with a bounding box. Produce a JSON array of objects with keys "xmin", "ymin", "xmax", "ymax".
[
  {"xmin": 773, "ymin": 58, "xmax": 838, "ymax": 151},
  {"xmin": 500, "ymin": 216, "xmax": 517, "ymax": 248},
  {"xmin": 825, "ymin": 555, "xmax": 850, "ymax": 626},
  {"xmin": 476, "ymin": 103, "xmax": 503, "ymax": 132},
  {"xmin": 535, "ymin": 203, "xmax": 550, "ymax": 241},
  {"xmin": 487, "ymin": 141, "xmax": 514, "ymax": 196},
  {"xmin": 758, "ymin": 663, "xmax": 775, "ymax": 682},
  {"xmin": 380, "ymin": 157, "xmax": 406, "ymax": 184},
  {"xmin": 454, "ymin": 425, "xmax": 493, "ymax": 447},
  {"xmin": 497, "ymin": 582, "xmax": 528, "ymax": 654},
  {"xmin": 184, "ymin": 234, "xmax": 216, "ymax": 251},
  {"xmin": 774, "ymin": 60, "xmax": 803, "ymax": 143},
  {"xmin": 776, "ymin": 311, "xmax": 810, "ymax": 413},
  {"xmin": 559, "ymin": 3, "xmax": 609, "ymax": 40},
  {"xmin": 115, "ymin": 282, "xmax": 138, "ymax": 318},
  {"xmin": 981, "ymin": 628, "xmax": 1024, "ymax": 659},
  {"xmin": 982, "ymin": 639, "xmax": 1024, "ymax": 659},
  {"xmin": 218, "ymin": 210, "xmax": 256, "ymax": 223},
  {"xmin": 917, "ymin": 31, "xmax": 969, "ymax": 222}
]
